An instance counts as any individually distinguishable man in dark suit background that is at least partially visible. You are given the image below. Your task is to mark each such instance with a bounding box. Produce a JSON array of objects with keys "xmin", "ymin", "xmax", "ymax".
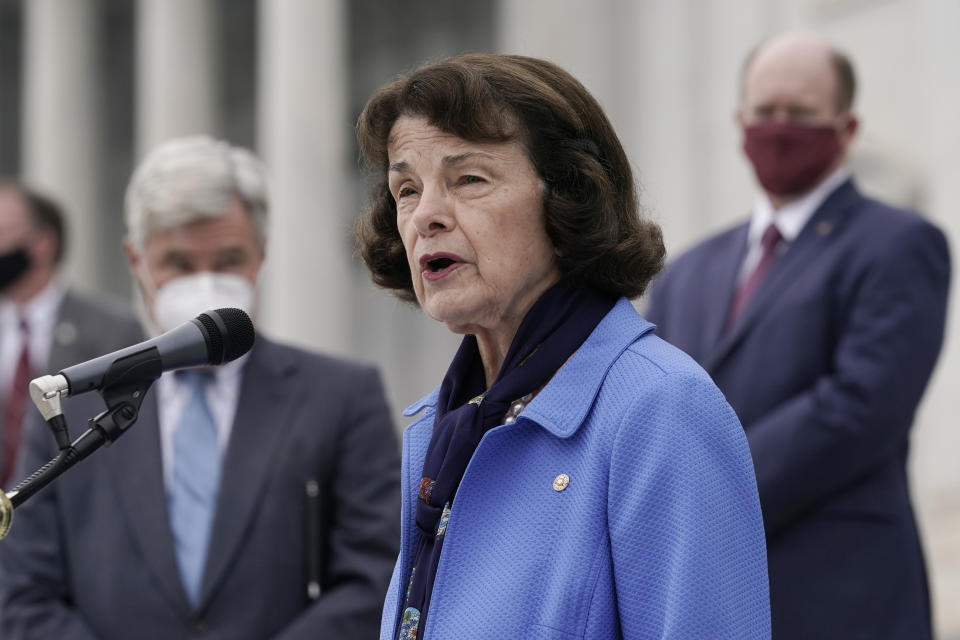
[
  {"xmin": 0, "ymin": 135, "xmax": 401, "ymax": 639},
  {"xmin": 646, "ymin": 31, "xmax": 950, "ymax": 639},
  {"xmin": 0, "ymin": 182, "xmax": 143, "ymax": 488}
]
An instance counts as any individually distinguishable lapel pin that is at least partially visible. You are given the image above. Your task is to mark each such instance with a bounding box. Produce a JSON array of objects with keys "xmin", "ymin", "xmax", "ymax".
[
  {"xmin": 55, "ymin": 321, "xmax": 77, "ymax": 346},
  {"xmin": 553, "ymin": 473, "xmax": 570, "ymax": 492},
  {"xmin": 815, "ymin": 221, "xmax": 834, "ymax": 236}
]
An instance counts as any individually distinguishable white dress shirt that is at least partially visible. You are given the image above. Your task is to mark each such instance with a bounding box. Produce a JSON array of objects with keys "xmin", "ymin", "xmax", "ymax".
[
  {"xmin": 156, "ymin": 354, "xmax": 249, "ymax": 489},
  {"xmin": 0, "ymin": 279, "xmax": 66, "ymax": 401},
  {"xmin": 736, "ymin": 167, "xmax": 851, "ymax": 285}
]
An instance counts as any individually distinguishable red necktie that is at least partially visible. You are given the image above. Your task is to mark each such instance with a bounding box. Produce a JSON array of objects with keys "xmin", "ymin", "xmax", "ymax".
[
  {"xmin": 3, "ymin": 317, "xmax": 31, "ymax": 487},
  {"xmin": 726, "ymin": 224, "xmax": 783, "ymax": 330}
]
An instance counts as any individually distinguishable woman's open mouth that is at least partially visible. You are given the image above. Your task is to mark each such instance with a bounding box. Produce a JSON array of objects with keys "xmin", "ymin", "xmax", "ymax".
[{"xmin": 420, "ymin": 253, "xmax": 464, "ymax": 281}]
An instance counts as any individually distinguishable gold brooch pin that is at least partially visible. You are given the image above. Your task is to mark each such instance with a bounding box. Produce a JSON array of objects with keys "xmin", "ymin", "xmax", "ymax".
[{"xmin": 553, "ymin": 473, "xmax": 570, "ymax": 492}]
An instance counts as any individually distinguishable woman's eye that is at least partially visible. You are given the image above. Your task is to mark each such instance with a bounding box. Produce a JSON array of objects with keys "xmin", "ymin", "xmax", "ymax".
[
  {"xmin": 396, "ymin": 186, "xmax": 418, "ymax": 199},
  {"xmin": 461, "ymin": 175, "xmax": 485, "ymax": 185}
]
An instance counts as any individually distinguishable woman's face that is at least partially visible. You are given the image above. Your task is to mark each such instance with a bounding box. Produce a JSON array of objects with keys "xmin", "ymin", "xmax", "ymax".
[{"xmin": 388, "ymin": 116, "xmax": 561, "ymax": 339}]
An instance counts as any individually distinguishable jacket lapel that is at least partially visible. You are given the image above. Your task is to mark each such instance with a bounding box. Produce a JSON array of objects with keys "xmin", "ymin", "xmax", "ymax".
[
  {"xmin": 108, "ymin": 390, "xmax": 193, "ymax": 613},
  {"xmin": 196, "ymin": 339, "xmax": 297, "ymax": 608},
  {"xmin": 502, "ymin": 298, "xmax": 653, "ymax": 439},
  {"xmin": 47, "ymin": 291, "xmax": 88, "ymax": 373},
  {"xmin": 704, "ymin": 180, "xmax": 860, "ymax": 373},
  {"xmin": 701, "ymin": 225, "xmax": 750, "ymax": 359}
]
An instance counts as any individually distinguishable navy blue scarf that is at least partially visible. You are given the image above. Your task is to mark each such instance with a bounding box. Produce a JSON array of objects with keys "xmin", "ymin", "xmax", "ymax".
[{"xmin": 396, "ymin": 283, "xmax": 616, "ymax": 639}]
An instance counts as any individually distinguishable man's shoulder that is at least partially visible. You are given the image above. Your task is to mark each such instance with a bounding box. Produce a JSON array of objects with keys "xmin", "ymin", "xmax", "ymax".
[
  {"xmin": 664, "ymin": 221, "xmax": 748, "ymax": 273},
  {"xmin": 838, "ymin": 192, "xmax": 948, "ymax": 263},
  {"xmin": 251, "ymin": 336, "xmax": 379, "ymax": 381},
  {"xmin": 56, "ymin": 289, "xmax": 145, "ymax": 359},
  {"xmin": 244, "ymin": 338, "xmax": 392, "ymax": 429},
  {"xmin": 849, "ymin": 192, "xmax": 942, "ymax": 234},
  {"xmin": 60, "ymin": 288, "xmax": 141, "ymax": 330},
  {"xmin": 674, "ymin": 220, "xmax": 749, "ymax": 262}
]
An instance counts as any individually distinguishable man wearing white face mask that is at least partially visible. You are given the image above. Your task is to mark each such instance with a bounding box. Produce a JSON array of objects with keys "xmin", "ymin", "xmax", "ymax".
[
  {"xmin": 0, "ymin": 136, "xmax": 401, "ymax": 640},
  {"xmin": 140, "ymin": 271, "xmax": 256, "ymax": 336}
]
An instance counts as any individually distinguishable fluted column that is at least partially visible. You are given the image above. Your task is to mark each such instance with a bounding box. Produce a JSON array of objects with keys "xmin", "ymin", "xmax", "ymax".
[
  {"xmin": 135, "ymin": 0, "xmax": 219, "ymax": 157},
  {"xmin": 22, "ymin": 0, "xmax": 102, "ymax": 291},
  {"xmin": 257, "ymin": 0, "xmax": 350, "ymax": 354}
]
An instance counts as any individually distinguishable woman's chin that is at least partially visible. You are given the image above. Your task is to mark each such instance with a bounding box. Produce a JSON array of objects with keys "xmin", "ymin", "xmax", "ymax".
[
  {"xmin": 421, "ymin": 295, "xmax": 477, "ymax": 329},
  {"xmin": 441, "ymin": 319, "xmax": 478, "ymax": 336},
  {"xmin": 424, "ymin": 304, "xmax": 473, "ymax": 332},
  {"xmin": 427, "ymin": 308, "xmax": 485, "ymax": 337}
]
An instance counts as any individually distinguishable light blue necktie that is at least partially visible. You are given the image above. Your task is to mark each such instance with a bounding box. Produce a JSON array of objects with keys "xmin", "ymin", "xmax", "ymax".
[{"xmin": 169, "ymin": 370, "xmax": 221, "ymax": 606}]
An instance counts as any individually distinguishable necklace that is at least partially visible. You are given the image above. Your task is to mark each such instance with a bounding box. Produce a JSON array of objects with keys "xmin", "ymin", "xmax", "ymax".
[{"xmin": 503, "ymin": 393, "xmax": 535, "ymax": 425}]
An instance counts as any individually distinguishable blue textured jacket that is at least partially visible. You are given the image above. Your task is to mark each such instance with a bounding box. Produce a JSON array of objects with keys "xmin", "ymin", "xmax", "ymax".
[{"xmin": 380, "ymin": 299, "xmax": 771, "ymax": 639}]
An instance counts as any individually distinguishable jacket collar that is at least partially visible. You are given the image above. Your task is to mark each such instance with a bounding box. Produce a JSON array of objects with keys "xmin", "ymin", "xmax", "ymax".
[{"xmin": 403, "ymin": 297, "xmax": 653, "ymax": 438}]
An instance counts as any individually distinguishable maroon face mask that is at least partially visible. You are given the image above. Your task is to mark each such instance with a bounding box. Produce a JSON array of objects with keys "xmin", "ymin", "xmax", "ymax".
[{"xmin": 743, "ymin": 121, "xmax": 842, "ymax": 196}]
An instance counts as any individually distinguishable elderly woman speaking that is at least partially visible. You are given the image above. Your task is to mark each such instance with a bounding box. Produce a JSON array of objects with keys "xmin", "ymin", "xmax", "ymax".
[{"xmin": 356, "ymin": 55, "xmax": 770, "ymax": 639}]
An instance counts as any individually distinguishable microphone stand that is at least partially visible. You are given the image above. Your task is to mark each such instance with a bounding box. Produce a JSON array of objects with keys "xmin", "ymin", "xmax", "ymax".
[{"xmin": 0, "ymin": 349, "xmax": 163, "ymax": 539}]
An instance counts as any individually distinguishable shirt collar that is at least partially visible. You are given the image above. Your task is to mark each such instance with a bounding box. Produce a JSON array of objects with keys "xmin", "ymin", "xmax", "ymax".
[{"xmin": 748, "ymin": 166, "xmax": 851, "ymax": 245}]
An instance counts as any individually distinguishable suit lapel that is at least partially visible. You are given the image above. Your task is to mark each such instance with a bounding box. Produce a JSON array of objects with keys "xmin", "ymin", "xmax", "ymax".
[
  {"xmin": 197, "ymin": 339, "xmax": 297, "ymax": 609},
  {"xmin": 705, "ymin": 181, "xmax": 860, "ymax": 373},
  {"xmin": 701, "ymin": 225, "xmax": 749, "ymax": 359},
  {"xmin": 47, "ymin": 291, "xmax": 88, "ymax": 373},
  {"xmin": 108, "ymin": 390, "xmax": 193, "ymax": 613}
]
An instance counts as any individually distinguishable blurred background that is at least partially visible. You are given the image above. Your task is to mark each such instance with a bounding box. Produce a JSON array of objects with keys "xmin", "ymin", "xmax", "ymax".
[{"xmin": 0, "ymin": 0, "xmax": 957, "ymax": 635}]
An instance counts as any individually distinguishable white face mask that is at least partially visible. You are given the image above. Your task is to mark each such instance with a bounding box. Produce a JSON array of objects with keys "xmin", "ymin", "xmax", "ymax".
[{"xmin": 151, "ymin": 272, "xmax": 255, "ymax": 334}]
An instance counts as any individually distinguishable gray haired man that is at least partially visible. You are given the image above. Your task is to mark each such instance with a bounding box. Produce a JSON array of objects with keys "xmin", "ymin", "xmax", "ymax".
[{"xmin": 0, "ymin": 136, "xmax": 401, "ymax": 640}]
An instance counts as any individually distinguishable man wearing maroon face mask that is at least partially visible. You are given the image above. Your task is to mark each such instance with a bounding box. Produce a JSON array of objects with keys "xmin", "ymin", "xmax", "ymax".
[{"xmin": 646, "ymin": 31, "xmax": 950, "ymax": 640}]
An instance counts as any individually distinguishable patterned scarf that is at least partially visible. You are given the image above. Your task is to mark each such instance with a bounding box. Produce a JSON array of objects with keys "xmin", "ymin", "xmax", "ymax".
[{"xmin": 396, "ymin": 283, "xmax": 616, "ymax": 639}]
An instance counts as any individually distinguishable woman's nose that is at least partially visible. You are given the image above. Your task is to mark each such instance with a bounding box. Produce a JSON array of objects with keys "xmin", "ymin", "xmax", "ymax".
[{"xmin": 411, "ymin": 185, "xmax": 455, "ymax": 236}]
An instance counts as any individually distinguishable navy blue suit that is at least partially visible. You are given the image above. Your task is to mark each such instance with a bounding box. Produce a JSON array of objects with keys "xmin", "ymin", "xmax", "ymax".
[{"xmin": 646, "ymin": 179, "xmax": 950, "ymax": 640}]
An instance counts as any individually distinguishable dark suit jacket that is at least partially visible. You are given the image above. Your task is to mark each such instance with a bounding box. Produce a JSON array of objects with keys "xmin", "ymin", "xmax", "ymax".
[
  {"xmin": 646, "ymin": 179, "xmax": 950, "ymax": 640},
  {"xmin": 0, "ymin": 288, "xmax": 144, "ymax": 486},
  {"xmin": 0, "ymin": 336, "xmax": 401, "ymax": 640}
]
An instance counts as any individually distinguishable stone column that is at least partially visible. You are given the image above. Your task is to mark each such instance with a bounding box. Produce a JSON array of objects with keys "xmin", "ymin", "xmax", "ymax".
[
  {"xmin": 496, "ymin": 0, "xmax": 750, "ymax": 282},
  {"xmin": 135, "ymin": 0, "xmax": 220, "ymax": 157},
  {"xmin": 257, "ymin": 0, "xmax": 350, "ymax": 354},
  {"xmin": 21, "ymin": 0, "xmax": 102, "ymax": 291},
  {"xmin": 913, "ymin": 2, "xmax": 960, "ymax": 634},
  {"xmin": 496, "ymin": 0, "xmax": 624, "ymax": 126}
]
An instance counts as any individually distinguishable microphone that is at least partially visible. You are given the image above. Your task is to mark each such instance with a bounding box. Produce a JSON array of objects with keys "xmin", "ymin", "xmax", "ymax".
[
  {"xmin": 64, "ymin": 307, "xmax": 254, "ymax": 395},
  {"xmin": 29, "ymin": 308, "xmax": 255, "ymax": 424}
]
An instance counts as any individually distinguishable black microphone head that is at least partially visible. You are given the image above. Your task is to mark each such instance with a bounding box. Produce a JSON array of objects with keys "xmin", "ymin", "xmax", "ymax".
[{"xmin": 193, "ymin": 308, "xmax": 256, "ymax": 365}]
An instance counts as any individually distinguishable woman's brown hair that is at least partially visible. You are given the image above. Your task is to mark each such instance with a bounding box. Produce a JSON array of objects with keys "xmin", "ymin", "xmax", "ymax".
[{"xmin": 355, "ymin": 54, "xmax": 664, "ymax": 302}]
